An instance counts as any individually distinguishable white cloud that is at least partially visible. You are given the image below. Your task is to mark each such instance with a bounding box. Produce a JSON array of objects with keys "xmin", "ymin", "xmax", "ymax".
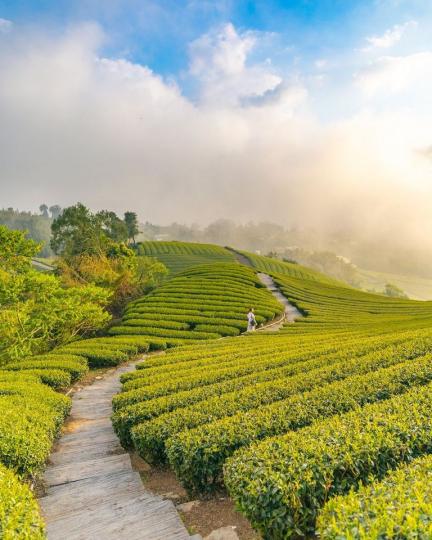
[
  {"xmin": 1, "ymin": 22, "xmax": 432, "ymax": 258},
  {"xmin": 355, "ymin": 51, "xmax": 432, "ymax": 95},
  {"xmin": 0, "ymin": 18, "xmax": 13, "ymax": 33},
  {"xmin": 314, "ymin": 59, "xmax": 328, "ymax": 70},
  {"xmin": 188, "ymin": 23, "xmax": 282, "ymax": 106},
  {"xmin": 363, "ymin": 20, "xmax": 417, "ymax": 50}
]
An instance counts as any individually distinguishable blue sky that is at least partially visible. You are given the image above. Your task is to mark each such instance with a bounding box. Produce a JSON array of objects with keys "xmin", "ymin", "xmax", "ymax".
[{"xmin": 1, "ymin": 0, "xmax": 430, "ymax": 81}]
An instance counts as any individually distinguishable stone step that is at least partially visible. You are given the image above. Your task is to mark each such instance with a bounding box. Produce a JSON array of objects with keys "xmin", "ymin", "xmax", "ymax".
[
  {"xmin": 46, "ymin": 495, "xmax": 190, "ymax": 540},
  {"xmin": 44, "ymin": 454, "xmax": 132, "ymax": 487},
  {"xmin": 40, "ymin": 470, "xmax": 147, "ymax": 520}
]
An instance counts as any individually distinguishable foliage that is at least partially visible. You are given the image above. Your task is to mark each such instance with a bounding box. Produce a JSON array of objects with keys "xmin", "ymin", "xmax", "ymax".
[
  {"xmin": 384, "ymin": 282, "xmax": 408, "ymax": 298},
  {"xmin": 50, "ymin": 203, "xmax": 129, "ymax": 257},
  {"xmin": 317, "ymin": 454, "xmax": 432, "ymax": 539},
  {"xmin": 0, "ymin": 464, "xmax": 45, "ymax": 539},
  {"xmin": 0, "ymin": 226, "xmax": 110, "ymax": 363},
  {"xmin": 109, "ymin": 262, "xmax": 282, "ymax": 341},
  {"xmin": 0, "ymin": 207, "xmax": 54, "ymax": 257},
  {"xmin": 124, "ymin": 212, "xmax": 139, "ymax": 244}
]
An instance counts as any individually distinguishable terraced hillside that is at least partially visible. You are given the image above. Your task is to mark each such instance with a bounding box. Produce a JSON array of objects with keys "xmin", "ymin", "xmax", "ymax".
[
  {"xmin": 109, "ymin": 263, "xmax": 284, "ymax": 342},
  {"xmin": 113, "ymin": 247, "xmax": 432, "ymax": 539},
  {"xmin": 138, "ymin": 241, "xmax": 236, "ymax": 275}
]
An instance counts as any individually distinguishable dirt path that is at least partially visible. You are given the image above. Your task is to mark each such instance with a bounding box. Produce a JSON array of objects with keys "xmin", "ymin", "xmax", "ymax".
[{"xmin": 39, "ymin": 361, "xmax": 191, "ymax": 540}]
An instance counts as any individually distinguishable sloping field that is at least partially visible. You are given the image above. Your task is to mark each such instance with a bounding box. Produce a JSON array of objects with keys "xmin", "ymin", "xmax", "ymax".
[
  {"xmin": 138, "ymin": 241, "xmax": 236, "ymax": 275},
  {"xmin": 108, "ymin": 263, "xmax": 284, "ymax": 341},
  {"xmin": 114, "ymin": 251, "xmax": 432, "ymax": 539},
  {"xmin": 237, "ymin": 249, "xmax": 342, "ymax": 284}
]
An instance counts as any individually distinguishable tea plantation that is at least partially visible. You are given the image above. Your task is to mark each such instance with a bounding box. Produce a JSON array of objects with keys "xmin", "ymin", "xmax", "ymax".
[
  {"xmin": 138, "ymin": 241, "xmax": 237, "ymax": 275},
  {"xmin": 113, "ymin": 247, "xmax": 432, "ymax": 539},
  {"xmin": 3, "ymin": 241, "xmax": 432, "ymax": 538}
]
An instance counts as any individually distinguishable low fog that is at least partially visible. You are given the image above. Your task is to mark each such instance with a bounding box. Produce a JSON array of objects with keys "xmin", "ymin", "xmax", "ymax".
[{"xmin": 1, "ymin": 22, "xmax": 432, "ymax": 273}]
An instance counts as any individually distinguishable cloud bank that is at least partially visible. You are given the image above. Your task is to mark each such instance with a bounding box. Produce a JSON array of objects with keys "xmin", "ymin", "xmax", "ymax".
[{"xmin": 1, "ymin": 20, "xmax": 432, "ymax": 261}]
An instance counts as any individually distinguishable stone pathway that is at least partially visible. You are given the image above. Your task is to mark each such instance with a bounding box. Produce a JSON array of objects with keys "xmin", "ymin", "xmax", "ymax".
[
  {"xmin": 257, "ymin": 272, "xmax": 302, "ymax": 329},
  {"xmin": 39, "ymin": 362, "xmax": 191, "ymax": 540},
  {"xmin": 226, "ymin": 247, "xmax": 302, "ymax": 329}
]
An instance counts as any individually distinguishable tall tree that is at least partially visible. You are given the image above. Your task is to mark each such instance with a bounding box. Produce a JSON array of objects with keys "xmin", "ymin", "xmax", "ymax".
[
  {"xmin": 124, "ymin": 211, "xmax": 139, "ymax": 244},
  {"xmin": 39, "ymin": 203, "xmax": 49, "ymax": 218},
  {"xmin": 49, "ymin": 205, "xmax": 62, "ymax": 219}
]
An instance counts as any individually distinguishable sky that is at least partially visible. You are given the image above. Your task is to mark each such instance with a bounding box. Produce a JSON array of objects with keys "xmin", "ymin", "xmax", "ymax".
[{"xmin": 1, "ymin": 0, "xmax": 432, "ymax": 254}]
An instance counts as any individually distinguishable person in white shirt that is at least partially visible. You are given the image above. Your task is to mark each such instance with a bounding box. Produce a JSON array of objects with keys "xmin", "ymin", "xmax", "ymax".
[{"xmin": 247, "ymin": 308, "xmax": 257, "ymax": 332}]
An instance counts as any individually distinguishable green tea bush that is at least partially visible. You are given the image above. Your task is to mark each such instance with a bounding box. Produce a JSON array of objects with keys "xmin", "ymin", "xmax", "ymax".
[
  {"xmin": 224, "ymin": 382, "xmax": 432, "ymax": 538},
  {"xmin": 3, "ymin": 354, "xmax": 88, "ymax": 381},
  {"xmin": 167, "ymin": 354, "xmax": 432, "ymax": 493},
  {"xmin": 0, "ymin": 381, "xmax": 71, "ymax": 475},
  {"xmin": 0, "ymin": 464, "xmax": 45, "ymax": 539},
  {"xmin": 317, "ymin": 454, "xmax": 432, "ymax": 539}
]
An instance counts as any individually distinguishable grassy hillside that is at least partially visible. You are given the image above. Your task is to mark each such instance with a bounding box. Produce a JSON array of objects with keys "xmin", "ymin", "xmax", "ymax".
[
  {"xmin": 109, "ymin": 263, "xmax": 284, "ymax": 342},
  {"xmin": 138, "ymin": 241, "xmax": 236, "ymax": 275}
]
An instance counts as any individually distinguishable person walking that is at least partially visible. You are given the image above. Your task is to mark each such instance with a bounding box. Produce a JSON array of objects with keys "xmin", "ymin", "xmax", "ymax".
[{"xmin": 247, "ymin": 308, "xmax": 257, "ymax": 332}]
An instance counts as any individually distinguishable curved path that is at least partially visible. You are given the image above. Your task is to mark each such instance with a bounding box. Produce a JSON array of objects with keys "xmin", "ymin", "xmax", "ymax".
[
  {"xmin": 39, "ymin": 362, "xmax": 191, "ymax": 540},
  {"xmin": 226, "ymin": 247, "xmax": 302, "ymax": 328},
  {"xmin": 257, "ymin": 272, "xmax": 302, "ymax": 328}
]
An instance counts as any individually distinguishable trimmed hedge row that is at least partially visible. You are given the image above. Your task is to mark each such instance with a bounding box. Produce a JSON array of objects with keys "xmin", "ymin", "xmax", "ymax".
[
  {"xmin": 224, "ymin": 381, "xmax": 432, "ymax": 538},
  {"xmin": 54, "ymin": 347, "xmax": 129, "ymax": 368},
  {"xmin": 0, "ymin": 464, "xmax": 45, "ymax": 539},
  {"xmin": 128, "ymin": 338, "xmax": 432, "ymax": 465},
  {"xmin": 3, "ymin": 354, "xmax": 88, "ymax": 382},
  {"xmin": 121, "ymin": 319, "xmax": 190, "ymax": 331},
  {"xmin": 317, "ymin": 454, "xmax": 432, "ymax": 539},
  {"xmin": 166, "ymin": 353, "xmax": 432, "ymax": 493},
  {"xmin": 113, "ymin": 262, "xmax": 283, "ymax": 341},
  {"xmin": 123, "ymin": 312, "xmax": 250, "ymax": 330},
  {"xmin": 0, "ymin": 381, "xmax": 71, "ymax": 475},
  {"xmin": 119, "ymin": 330, "xmax": 423, "ymax": 394},
  {"xmin": 109, "ymin": 325, "xmax": 221, "ymax": 340},
  {"xmin": 119, "ymin": 336, "xmax": 427, "ymax": 456}
]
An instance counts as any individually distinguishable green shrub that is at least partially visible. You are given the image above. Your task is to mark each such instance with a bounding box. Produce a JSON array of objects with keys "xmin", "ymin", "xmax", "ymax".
[
  {"xmin": 167, "ymin": 354, "xmax": 432, "ymax": 493},
  {"xmin": 317, "ymin": 454, "xmax": 432, "ymax": 539},
  {"xmin": 54, "ymin": 347, "xmax": 128, "ymax": 368},
  {"xmin": 17, "ymin": 369, "xmax": 71, "ymax": 389},
  {"xmin": 0, "ymin": 382, "xmax": 71, "ymax": 475},
  {"xmin": 224, "ymin": 382, "xmax": 432, "ymax": 539},
  {"xmin": 3, "ymin": 354, "xmax": 88, "ymax": 381},
  {"xmin": 0, "ymin": 464, "xmax": 45, "ymax": 539},
  {"xmin": 194, "ymin": 324, "xmax": 240, "ymax": 336}
]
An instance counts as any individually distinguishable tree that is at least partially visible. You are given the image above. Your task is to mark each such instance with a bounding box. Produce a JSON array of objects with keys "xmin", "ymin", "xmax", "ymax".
[
  {"xmin": 384, "ymin": 283, "xmax": 408, "ymax": 299},
  {"xmin": 50, "ymin": 204, "xmax": 166, "ymax": 314},
  {"xmin": 51, "ymin": 203, "xmax": 108, "ymax": 257},
  {"xmin": 51, "ymin": 203, "xmax": 130, "ymax": 257},
  {"xmin": 39, "ymin": 204, "xmax": 49, "ymax": 218},
  {"xmin": 124, "ymin": 212, "xmax": 139, "ymax": 244},
  {"xmin": 0, "ymin": 225, "xmax": 110, "ymax": 362},
  {"xmin": 0, "ymin": 208, "xmax": 53, "ymax": 256},
  {"xmin": 97, "ymin": 210, "xmax": 128, "ymax": 243},
  {"xmin": 49, "ymin": 205, "xmax": 62, "ymax": 219}
]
